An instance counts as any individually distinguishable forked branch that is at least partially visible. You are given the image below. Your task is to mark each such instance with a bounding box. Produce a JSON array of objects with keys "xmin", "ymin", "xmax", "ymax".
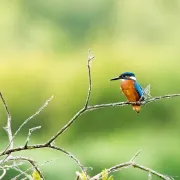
[
  {"xmin": 0, "ymin": 49, "xmax": 178, "ymax": 179},
  {"xmin": 90, "ymin": 151, "xmax": 172, "ymax": 180},
  {"xmin": 46, "ymin": 49, "xmax": 94, "ymax": 145}
]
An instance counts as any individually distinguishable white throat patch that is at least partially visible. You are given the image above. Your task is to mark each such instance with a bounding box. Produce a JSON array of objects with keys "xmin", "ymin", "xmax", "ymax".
[{"xmin": 129, "ymin": 76, "xmax": 136, "ymax": 81}]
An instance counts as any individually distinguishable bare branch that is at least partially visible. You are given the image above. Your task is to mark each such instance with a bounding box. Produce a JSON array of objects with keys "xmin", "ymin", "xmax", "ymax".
[
  {"xmin": 90, "ymin": 159, "xmax": 171, "ymax": 180},
  {"xmin": 84, "ymin": 49, "xmax": 94, "ymax": 108},
  {"xmin": 145, "ymin": 94, "xmax": 180, "ymax": 104},
  {"xmin": 9, "ymin": 156, "xmax": 44, "ymax": 179},
  {"xmin": 46, "ymin": 107, "xmax": 86, "ymax": 145},
  {"xmin": 0, "ymin": 166, "xmax": 6, "ymax": 180},
  {"xmin": 76, "ymin": 171, "xmax": 90, "ymax": 180},
  {"xmin": 90, "ymin": 152, "xmax": 172, "ymax": 180},
  {"xmin": 1, "ymin": 144, "xmax": 85, "ymax": 179},
  {"xmin": 0, "ymin": 49, "xmax": 178, "ymax": 180},
  {"xmin": 2, "ymin": 95, "xmax": 54, "ymax": 155},
  {"xmin": 49, "ymin": 145, "xmax": 86, "ymax": 175},
  {"xmin": 47, "ymin": 50, "xmax": 95, "ymax": 145},
  {"xmin": 11, "ymin": 157, "xmax": 60, "ymax": 180},
  {"xmin": 148, "ymin": 172, "xmax": 152, "ymax": 180},
  {"xmin": 0, "ymin": 154, "xmax": 11, "ymax": 165},
  {"xmin": 13, "ymin": 95, "xmax": 53, "ymax": 142},
  {"xmin": 12, "ymin": 152, "xmax": 84, "ymax": 180},
  {"xmin": 24, "ymin": 126, "xmax": 41, "ymax": 148},
  {"xmin": 12, "ymin": 166, "xmax": 32, "ymax": 180},
  {"xmin": 0, "ymin": 92, "xmax": 13, "ymax": 149},
  {"xmin": 130, "ymin": 149, "xmax": 141, "ymax": 162},
  {"xmin": 86, "ymin": 93, "xmax": 180, "ymax": 111},
  {"xmin": 132, "ymin": 163, "xmax": 172, "ymax": 180}
]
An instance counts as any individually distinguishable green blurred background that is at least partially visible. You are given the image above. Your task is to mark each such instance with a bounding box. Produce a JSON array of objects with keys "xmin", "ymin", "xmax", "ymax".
[{"xmin": 0, "ymin": 0, "xmax": 180, "ymax": 179}]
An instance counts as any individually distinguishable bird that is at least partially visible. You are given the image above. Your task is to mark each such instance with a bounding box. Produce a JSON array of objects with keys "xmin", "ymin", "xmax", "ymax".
[{"xmin": 110, "ymin": 72, "xmax": 144, "ymax": 113}]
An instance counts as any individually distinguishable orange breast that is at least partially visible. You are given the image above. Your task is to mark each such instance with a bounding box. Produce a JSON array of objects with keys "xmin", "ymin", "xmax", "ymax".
[{"xmin": 120, "ymin": 80, "xmax": 140, "ymax": 102}]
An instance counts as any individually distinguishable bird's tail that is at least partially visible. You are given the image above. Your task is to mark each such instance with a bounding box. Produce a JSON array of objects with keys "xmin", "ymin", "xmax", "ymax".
[{"xmin": 132, "ymin": 105, "xmax": 141, "ymax": 113}]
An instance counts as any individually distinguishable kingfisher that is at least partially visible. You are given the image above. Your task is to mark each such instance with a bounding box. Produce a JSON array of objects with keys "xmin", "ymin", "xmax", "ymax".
[{"xmin": 110, "ymin": 72, "xmax": 144, "ymax": 113}]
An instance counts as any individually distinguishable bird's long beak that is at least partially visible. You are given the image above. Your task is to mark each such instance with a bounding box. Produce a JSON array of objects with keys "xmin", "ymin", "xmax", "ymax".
[{"xmin": 110, "ymin": 76, "xmax": 120, "ymax": 81}]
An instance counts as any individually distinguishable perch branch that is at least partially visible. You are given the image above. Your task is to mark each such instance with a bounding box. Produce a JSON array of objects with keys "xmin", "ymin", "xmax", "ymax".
[
  {"xmin": 0, "ymin": 49, "xmax": 178, "ymax": 180},
  {"xmin": 87, "ymin": 93, "xmax": 180, "ymax": 111}
]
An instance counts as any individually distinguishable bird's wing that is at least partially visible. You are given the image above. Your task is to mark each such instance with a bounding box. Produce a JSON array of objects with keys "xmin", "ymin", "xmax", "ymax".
[{"xmin": 134, "ymin": 81, "xmax": 144, "ymax": 101}]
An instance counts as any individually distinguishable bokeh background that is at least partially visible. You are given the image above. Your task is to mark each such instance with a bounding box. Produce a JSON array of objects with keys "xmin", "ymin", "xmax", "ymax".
[{"xmin": 0, "ymin": 0, "xmax": 180, "ymax": 179}]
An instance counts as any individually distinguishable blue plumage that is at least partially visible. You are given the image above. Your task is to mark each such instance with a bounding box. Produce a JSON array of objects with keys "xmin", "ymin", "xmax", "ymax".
[{"xmin": 134, "ymin": 81, "xmax": 144, "ymax": 101}]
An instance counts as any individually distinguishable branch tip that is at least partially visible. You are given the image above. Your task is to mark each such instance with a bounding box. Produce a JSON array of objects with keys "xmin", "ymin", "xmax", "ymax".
[
  {"xmin": 130, "ymin": 149, "xmax": 142, "ymax": 162},
  {"xmin": 88, "ymin": 49, "xmax": 95, "ymax": 62}
]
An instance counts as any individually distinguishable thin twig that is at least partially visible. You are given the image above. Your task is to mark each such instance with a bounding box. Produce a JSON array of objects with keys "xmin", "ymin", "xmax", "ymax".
[
  {"xmin": 0, "ymin": 166, "xmax": 6, "ymax": 180},
  {"xmin": 9, "ymin": 156, "xmax": 44, "ymax": 179},
  {"xmin": 148, "ymin": 172, "xmax": 152, "ymax": 180},
  {"xmin": 0, "ymin": 92, "xmax": 13, "ymax": 150},
  {"xmin": 24, "ymin": 126, "xmax": 41, "ymax": 148},
  {"xmin": 84, "ymin": 49, "xmax": 94, "ymax": 108},
  {"xmin": 1, "ymin": 144, "xmax": 85, "ymax": 179},
  {"xmin": 12, "ymin": 155, "xmax": 81, "ymax": 180},
  {"xmin": 90, "ymin": 151, "xmax": 172, "ymax": 180},
  {"xmin": 46, "ymin": 108, "xmax": 86, "ymax": 145},
  {"xmin": 47, "ymin": 50, "xmax": 94, "ymax": 145},
  {"xmin": 0, "ymin": 154, "xmax": 11, "ymax": 165},
  {"xmin": 130, "ymin": 149, "xmax": 141, "ymax": 162},
  {"xmin": 11, "ymin": 157, "xmax": 60, "ymax": 180},
  {"xmin": 49, "ymin": 145, "xmax": 86, "ymax": 174},
  {"xmin": 90, "ymin": 159, "xmax": 171, "ymax": 180},
  {"xmin": 1, "ymin": 95, "xmax": 54, "ymax": 155},
  {"xmin": 43, "ymin": 50, "xmax": 95, "ymax": 179},
  {"xmin": 12, "ymin": 166, "xmax": 32, "ymax": 180}
]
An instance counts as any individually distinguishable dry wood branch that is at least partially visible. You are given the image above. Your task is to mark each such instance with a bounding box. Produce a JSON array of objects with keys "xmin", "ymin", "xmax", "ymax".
[
  {"xmin": 1, "ymin": 95, "xmax": 54, "ymax": 155},
  {"xmin": 0, "ymin": 154, "xmax": 11, "ymax": 165},
  {"xmin": 12, "ymin": 157, "xmax": 61, "ymax": 180},
  {"xmin": 0, "ymin": 92, "xmax": 13, "ymax": 150},
  {"xmin": 49, "ymin": 145, "xmax": 86, "ymax": 174},
  {"xmin": 0, "ymin": 49, "xmax": 178, "ymax": 179},
  {"xmin": 1, "ymin": 143, "xmax": 85, "ymax": 179},
  {"xmin": 0, "ymin": 166, "xmax": 6, "ymax": 180},
  {"xmin": 90, "ymin": 152, "xmax": 172, "ymax": 180},
  {"xmin": 47, "ymin": 50, "xmax": 94, "ymax": 145},
  {"xmin": 24, "ymin": 126, "xmax": 41, "ymax": 148},
  {"xmin": 84, "ymin": 49, "xmax": 94, "ymax": 108},
  {"xmin": 46, "ymin": 107, "xmax": 86, "ymax": 145},
  {"xmin": 8, "ymin": 156, "xmax": 44, "ymax": 179},
  {"xmin": 86, "ymin": 93, "xmax": 180, "ymax": 111}
]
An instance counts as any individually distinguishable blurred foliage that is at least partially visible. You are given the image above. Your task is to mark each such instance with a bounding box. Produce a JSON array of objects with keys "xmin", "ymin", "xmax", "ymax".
[
  {"xmin": 1, "ymin": 0, "xmax": 180, "ymax": 179},
  {"xmin": 32, "ymin": 170, "xmax": 41, "ymax": 180},
  {"xmin": 101, "ymin": 169, "xmax": 113, "ymax": 180}
]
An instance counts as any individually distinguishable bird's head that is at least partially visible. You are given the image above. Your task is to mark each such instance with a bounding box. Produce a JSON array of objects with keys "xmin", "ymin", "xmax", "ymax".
[{"xmin": 110, "ymin": 72, "xmax": 136, "ymax": 81}]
